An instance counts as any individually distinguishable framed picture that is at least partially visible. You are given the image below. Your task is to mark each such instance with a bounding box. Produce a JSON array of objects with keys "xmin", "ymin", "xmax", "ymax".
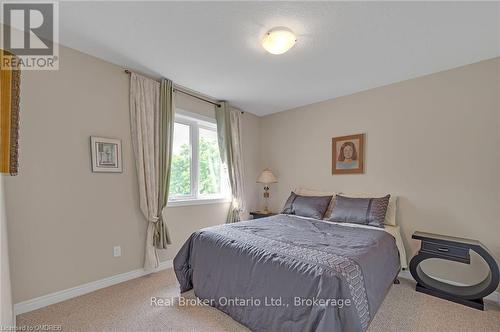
[
  {"xmin": 90, "ymin": 136, "xmax": 122, "ymax": 173},
  {"xmin": 332, "ymin": 133, "xmax": 364, "ymax": 174}
]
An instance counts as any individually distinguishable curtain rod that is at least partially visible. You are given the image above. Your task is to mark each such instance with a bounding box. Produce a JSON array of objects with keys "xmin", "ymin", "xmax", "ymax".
[{"xmin": 124, "ymin": 69, "xmax": 222, "ymax": 108}]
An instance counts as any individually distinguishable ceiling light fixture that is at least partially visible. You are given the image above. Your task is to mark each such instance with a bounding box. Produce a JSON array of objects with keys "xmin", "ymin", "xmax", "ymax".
[{"xmin": 262, "ymin": 27, "xmax": 297, "ymax": 55}]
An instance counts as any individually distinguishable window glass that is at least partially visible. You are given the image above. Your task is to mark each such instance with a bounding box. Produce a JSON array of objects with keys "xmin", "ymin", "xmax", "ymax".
[
  {"xmin": 198, "ymin": 127, "xmax": 222, "ymax": 196},
  {"xmin": 169, "ymin": 122, "xmax": 191, "ymax": 197}
]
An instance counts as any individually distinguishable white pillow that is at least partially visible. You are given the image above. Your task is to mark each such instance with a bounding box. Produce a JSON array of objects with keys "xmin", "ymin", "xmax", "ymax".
[
  {"xmin": 339, "ymin": 192, "xmax": 398, "ymax": 226},
  {"xmin": 384, "ymin": 224, "xmax": 408, "ymax": 269},
  {"xmin": 294, "ymin": 188, "xmax": 337, "ymax": 220}
]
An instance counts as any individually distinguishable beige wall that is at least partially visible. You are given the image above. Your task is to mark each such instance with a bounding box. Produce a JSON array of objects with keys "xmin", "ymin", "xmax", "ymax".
[
  {"xmin": 260, "ymin": 58, "xmax": 500, "ymax": 288},
  {"xmin": 4, "ymin": 45, "xmax": 261, "ymax": 303},
  {"xmin": 1, "ymin": 176, "xmax": 14, "ymax": 327}
]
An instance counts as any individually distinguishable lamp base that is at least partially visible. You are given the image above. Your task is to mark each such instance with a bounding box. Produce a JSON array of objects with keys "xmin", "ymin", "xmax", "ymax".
[{"xmin": 262, "ymin": 186, "xmax": 271, "ymax": 214}]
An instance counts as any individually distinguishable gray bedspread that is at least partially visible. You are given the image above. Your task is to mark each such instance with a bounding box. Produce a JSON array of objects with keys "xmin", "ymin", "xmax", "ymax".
[{"xmin": 174, "ymin": 215, "xmax": 400, "ymax": 332}]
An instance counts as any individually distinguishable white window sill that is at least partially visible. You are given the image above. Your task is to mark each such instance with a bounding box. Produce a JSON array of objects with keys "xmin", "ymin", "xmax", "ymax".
[{"xmin": 167, "ymin": 197, "xmax": 231, "ymax": 207}]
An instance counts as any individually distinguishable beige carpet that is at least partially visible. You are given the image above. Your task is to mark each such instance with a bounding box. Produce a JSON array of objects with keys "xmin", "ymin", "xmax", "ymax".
[{"xmin": 17, "ymin": 269, "xmax": 500, "ymax": 332}]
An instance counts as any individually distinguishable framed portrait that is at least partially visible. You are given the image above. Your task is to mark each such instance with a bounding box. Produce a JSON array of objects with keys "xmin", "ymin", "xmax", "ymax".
[
  {"xmin": 332, "ymin": 134, "xmax": 364, "ymax": 174},
  {"xmin": 90, "ymin": 136, "xmax": 122, "ymax": 173}
]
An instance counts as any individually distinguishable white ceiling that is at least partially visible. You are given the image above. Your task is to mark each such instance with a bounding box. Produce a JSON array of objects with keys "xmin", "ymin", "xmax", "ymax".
[{"xmin": 56, "ymin": 1, "xmax": 499, "ymax": 116}]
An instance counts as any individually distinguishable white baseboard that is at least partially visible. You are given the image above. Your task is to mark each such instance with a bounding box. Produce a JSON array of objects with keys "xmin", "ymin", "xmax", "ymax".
[
  {"xmin": 14, "ymin": 259, "xmax": 173, "ymax": 316},
  {"xmin": 398, "ymin": 270, "xmax": 500, "ymax": 306}
]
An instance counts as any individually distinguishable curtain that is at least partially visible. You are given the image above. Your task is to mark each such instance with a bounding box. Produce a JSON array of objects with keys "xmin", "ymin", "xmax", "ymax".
[
  {"xmin": 0, "ymin": 50, "xmax": 21, "ymax": 175},
  {"xmin": 215, "ymin": 102, "xmax": 246, "ymax": 223},
  {"xmin": 129, "ymin": 73, "xmax": 174, "ymax": 270}
]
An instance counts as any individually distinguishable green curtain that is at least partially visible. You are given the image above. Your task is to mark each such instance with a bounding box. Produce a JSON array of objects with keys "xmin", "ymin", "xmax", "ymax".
[
  {"xmin": 154, "ymin": 78, "xmax": 174, "ymax": 248},
  {"xmin": 215, "ymin": 102, "xmax": 245, "ymax": 223}
]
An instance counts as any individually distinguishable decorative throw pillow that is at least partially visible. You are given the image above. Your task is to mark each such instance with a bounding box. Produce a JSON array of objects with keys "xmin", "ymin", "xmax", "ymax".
[
  {"xmin": 294, "ymin": 188, "xmax": 337, "ymax": 219},
  {"xmin": 328, "ymin": 194, "xmax": 390, "ymax": 228},
  {"xmin": 292, "ymin": 195, "xmax": 333, "ymax": 219},
  {"xmin": 341, "ymin": 192, "xmax": 398, "ymax": 226},
  {"xmin": 281, "ymin": 192, "xmax": 298, "ymax": 214},
  {"xmin": 281, "ymin": 192, "xmax": 333, "ymax": 220}
]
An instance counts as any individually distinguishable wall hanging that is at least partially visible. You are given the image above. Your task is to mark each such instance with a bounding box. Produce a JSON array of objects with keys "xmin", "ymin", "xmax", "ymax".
[
  {"xmin": 0, "ymin": 50, "xmax": 21, "ymax": 175},
  {"xmin": 332, "ymin": 133, "xmax": 365, "ymax": 174},
  {"xmin": 90, "ymin": 136, "xmax": 122, "ymax": 173}
]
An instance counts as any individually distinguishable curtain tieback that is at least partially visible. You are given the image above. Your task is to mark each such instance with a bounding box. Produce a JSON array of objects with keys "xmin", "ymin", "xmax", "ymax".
[{"xmin": 149, "ymin": 215, "xmax": 161, "ymax": 223}]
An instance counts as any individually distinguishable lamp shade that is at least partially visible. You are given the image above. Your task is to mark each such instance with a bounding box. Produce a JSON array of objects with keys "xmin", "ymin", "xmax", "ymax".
[{"xmin": 257, "ymin": 168, "xmax": 278, "ymax": 184}]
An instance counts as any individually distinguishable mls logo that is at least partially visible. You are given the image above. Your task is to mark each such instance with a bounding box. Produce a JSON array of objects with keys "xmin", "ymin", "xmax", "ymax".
[{"xmin": 1, "ymin": 1, "xmax": 59, "ymax": 70}]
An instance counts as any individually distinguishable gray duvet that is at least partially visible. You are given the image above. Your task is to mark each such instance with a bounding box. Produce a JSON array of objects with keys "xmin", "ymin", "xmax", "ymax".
[{"xmin": 174, "ymin": 215, "xmax": 400, "ymax": 332}]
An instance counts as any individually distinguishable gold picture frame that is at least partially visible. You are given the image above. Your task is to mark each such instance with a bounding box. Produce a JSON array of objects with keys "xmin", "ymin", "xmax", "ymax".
[
  {"xmin": 0, "ymin": 50, "xmax": 21, "ymax": 175},
  {"xmin": 332, "ymin": 134, "xmax": 365, "ymax": 174}
]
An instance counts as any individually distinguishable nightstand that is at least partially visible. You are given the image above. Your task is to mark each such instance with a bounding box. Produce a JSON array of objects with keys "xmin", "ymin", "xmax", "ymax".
[
  {"xmin": 409, "ymin": 231, "xmax": 499, "ymax": 310},
  {"xmin": 249, "ymin": 211, "xmax": 277, "ymax": 219}
]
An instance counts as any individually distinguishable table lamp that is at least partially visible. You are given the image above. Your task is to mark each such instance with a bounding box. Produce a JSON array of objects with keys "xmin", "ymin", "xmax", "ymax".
[{"xmin": 256, "ymin": 168, "xmax": 278, "ymax": 213}]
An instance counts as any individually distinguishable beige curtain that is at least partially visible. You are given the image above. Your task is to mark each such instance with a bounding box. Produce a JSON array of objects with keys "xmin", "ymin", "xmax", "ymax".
[
  {"xmin": 129, "ymin": 73, "xmax": 174, "ymax": 270},
  {"xmin": 215, "ymin": 102, "xmax": 246, "ymax": 223}
]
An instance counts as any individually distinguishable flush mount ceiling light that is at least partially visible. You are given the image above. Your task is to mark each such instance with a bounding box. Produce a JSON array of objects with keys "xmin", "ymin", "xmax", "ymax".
[{"xmin": 262, "ymin": 27, "xmax": 297, "ymax": 55}]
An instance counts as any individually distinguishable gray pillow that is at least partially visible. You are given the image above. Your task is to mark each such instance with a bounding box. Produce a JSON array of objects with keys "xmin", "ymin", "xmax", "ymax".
[
  {"xmin": 281, "ymin": 192, "xmax": 298, "ymax": 214},
  {"xmin": 328, "ymin": 194, "xmax": 390, "ymax": 228},
  {"xmin": 281, "ymin": 192, "xmax": 333, "ymax": 220}
]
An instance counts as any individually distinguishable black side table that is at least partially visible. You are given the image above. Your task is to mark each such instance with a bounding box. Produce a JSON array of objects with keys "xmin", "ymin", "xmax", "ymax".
[
  {"xmin": 409, "ymin": 231, "xmax": 499, "ymax": 310},
  {"xmin": 250, "ymin": 211, "xmax": 276, "ymax": 219}
]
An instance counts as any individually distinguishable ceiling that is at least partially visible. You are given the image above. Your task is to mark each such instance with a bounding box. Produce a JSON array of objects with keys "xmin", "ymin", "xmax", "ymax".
[{"xmin": 54, "ymin": 1, "xmax": 499, "ymax": 116}]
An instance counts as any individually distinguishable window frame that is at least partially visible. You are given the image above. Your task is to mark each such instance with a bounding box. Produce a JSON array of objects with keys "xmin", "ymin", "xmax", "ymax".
[{"xmin": 167, "ymin": 109, "xmax": 231, "ymax": 207}]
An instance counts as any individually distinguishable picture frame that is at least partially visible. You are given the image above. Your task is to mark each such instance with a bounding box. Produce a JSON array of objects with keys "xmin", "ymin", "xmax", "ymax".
[
  {"xmin": 332, "ymin": 133, "xmax": 364, "ymax": 174},
  {"xmin": 90, "ymin": 136, "xmax": 122, "ymax": 173}
]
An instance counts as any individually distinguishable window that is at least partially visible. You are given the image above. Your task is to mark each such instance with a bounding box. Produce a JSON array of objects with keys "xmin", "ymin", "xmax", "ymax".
[{"xmin": 168, "ymin": 110, "xmax": 230, "ymax": 206}]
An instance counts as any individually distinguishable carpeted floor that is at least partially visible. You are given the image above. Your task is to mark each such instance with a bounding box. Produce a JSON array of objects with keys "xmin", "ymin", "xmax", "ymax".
[{"xmin": 17, "ymin": 269, "xmax": 500, "ymax": 332}]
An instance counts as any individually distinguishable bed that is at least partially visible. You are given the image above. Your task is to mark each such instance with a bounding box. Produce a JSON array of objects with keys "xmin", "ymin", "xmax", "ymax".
[{"xmin": 174, "ymin": 204, "xmax": 403, "ymax": 332}]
